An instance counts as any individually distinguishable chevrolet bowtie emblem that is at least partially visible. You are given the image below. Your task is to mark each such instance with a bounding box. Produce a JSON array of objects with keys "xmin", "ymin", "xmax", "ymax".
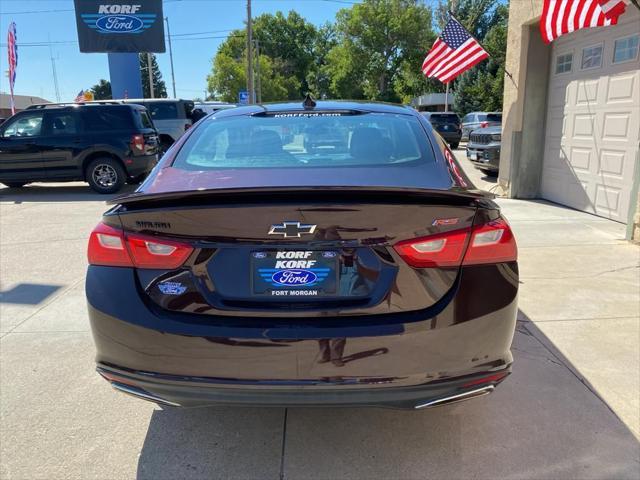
[{"xmin": 268, "ymin": 221, "xmax": 317, "ymax": 238}]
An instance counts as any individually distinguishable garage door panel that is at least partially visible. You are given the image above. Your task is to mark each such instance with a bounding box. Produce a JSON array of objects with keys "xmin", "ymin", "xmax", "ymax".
[
  {"xmin": 572, "ymin": 113, "xmax": 596, "ymax": 139},
  {"xmin": 569, "ymin": 147, "xmax": 593, "ymax": 172},
  {"xmin": 576, "ymin": 79, "xmax": 600, "ymax": 105},
  {"xmin": 606, "ymin": 74, "xmax": 637, "ymax": 104},
  {"xmin": 602, "ymin": 112, "xmax": 632, "ymax": 140},
  {"xmin": 598, "ymin": 149, "xmax": 627, "ymax": 177},
  {"xmin": 594, "ymin": 184, "xmax": 624, "ymax": 220},
  {"xmin": 541, "ymin": 9, "xmax": 639, "ymax": 223}
]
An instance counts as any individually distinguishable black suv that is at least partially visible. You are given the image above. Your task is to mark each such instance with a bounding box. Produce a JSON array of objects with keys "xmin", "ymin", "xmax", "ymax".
[
  {"xmin": 0, "ymin": 103, "xmax": 159, "ymax": 193},
  {"xmin": 421, "ymin": 112, "xmax": 462, "ymax": 149}
]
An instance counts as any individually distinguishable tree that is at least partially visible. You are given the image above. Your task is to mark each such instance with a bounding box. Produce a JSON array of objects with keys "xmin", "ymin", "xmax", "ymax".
[
  {"xmin": 451, "ymin": 3, "xmax": 508, "ymax": 115},
  {"xmin": 305, "ymin": 24, "xmax": 337, "ymax": 99},
  {"xmin": 139, "ymin": 53, "xmax": 167, "ymax": 98},
  {"xmin": 324, "ymin": 0, "xmax": 436, "ymax": 103},
  {"xmin": 90, "ymin": 79, "xmax": 112, "ymax": 100},
  {"xmin": 207, "ymin": 12, "xmax": 322, "ymax": 102}
]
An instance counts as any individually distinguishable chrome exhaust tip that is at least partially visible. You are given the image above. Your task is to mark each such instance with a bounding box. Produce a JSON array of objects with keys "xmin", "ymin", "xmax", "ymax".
[
  {"xmin": 414, "ymin": 385, "xmax": 495, "ymax": 410},
  {"xmin": 111, "ymin": 382, "xmax": 181, "ymax": 407}
]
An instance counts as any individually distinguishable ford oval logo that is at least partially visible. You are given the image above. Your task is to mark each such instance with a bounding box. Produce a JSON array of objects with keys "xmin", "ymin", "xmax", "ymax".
[
  {"xmin": 95, "ymin": 15, "xmax": 144, "ymax": 33},
  {"xmin": 272, "ymin": 270, "xmax": 318, "ymax": 286}
]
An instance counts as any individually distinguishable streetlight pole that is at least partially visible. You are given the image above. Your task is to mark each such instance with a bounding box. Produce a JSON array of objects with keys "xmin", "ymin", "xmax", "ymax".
[
  {"xmin": 254, "ymin": 39, "xmax": 261, "ymax": 104},
  {"xmin": 147, "ymin": 52, "xmax": 155, "ymax": 98},
  {"xmin": 246, "ymin": 0, "xmax": 254, "ymax": 104},
  {"xmin": 165, "ymin": 16, "xmax": 177, "ymax": 99}
]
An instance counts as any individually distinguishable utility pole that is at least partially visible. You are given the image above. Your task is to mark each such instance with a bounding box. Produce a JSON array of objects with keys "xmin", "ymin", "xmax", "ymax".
[
  {"xmin": 246, "ymin": 0, "xmax": 254, "ymax": 104},
  {"xmin": 254, "ymin": 39, "xmax": 261, "ymax": 104},
  {"xmin": 147, "ymin": 52, "xmax": 155, "ymax": 98},
  {"xmin": 48, "ymin": 39, "xmax": 61, "ymax": 102},
  {"xmin": 165, "ymin": 17, "xmax": 177, "ymax": 99}
]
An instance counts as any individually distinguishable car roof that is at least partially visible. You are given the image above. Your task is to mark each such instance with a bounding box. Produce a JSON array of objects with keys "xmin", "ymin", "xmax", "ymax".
[
  {"xmin": 26, "ymin": 102, "xmax": 143, "ymax": 111},
  {"xmin": 212, "ymin": 100, "xmax": 416, "ymax": 118},
  {"xmin": 121, "ymin": 98, "xmax": 190, "ymax": 103}
]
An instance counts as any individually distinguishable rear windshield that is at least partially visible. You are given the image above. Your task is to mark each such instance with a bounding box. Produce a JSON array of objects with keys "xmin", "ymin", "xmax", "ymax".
[
  {"xmin": 477, "ymin": 113, "xmax": 502, "ymax": 122},
  {"xmin": 428, "ymin": 114, "xmax": 459, "ymax": 123},
  {"xmin": 80, "ymin": 107, "xmax": 133, "ymax": 131},
  {"xmin": 136, "ymin": 109, "xmax": 154, "ymax": 129},
  {"xmin": 172, "ymin": 112, "xmax": 433, "ymax": 170}
]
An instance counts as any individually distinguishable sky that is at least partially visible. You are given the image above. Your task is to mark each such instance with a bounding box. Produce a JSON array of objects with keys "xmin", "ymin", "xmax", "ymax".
[{"xmin": 0, "ymin": 0, "xmax": 362, "ymax": 102}]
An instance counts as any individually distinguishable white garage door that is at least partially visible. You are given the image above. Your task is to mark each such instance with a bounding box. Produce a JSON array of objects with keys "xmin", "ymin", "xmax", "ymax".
[{"xmin": 541, "ymin": 9, "xmax": 640, "ymax": 223}]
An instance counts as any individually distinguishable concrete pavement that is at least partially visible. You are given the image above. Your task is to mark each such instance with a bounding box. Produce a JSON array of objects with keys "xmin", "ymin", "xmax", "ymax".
[{"xmin": 1, "ymin": 177, "xmax": 639, "ymax": 479}]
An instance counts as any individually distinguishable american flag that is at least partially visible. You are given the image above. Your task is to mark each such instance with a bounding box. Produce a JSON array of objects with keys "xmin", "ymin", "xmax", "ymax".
[
  {"xmin": 74, "ymin": 90, "xmax": 85, "ymax": 103},
  {"xmin": 7, "ymin": 22, "xmax": 18, "ymax": 116},
  {"xmin": 540, "ymin": 0, "xmax": 627, "ymax": 43},
  {"xmin": 599, "ymin": 0, "xmax": 630, "ymax": 19},
  {"xmin": 422, "ymin": 17, "xmax": 489, "ymax": 84}
]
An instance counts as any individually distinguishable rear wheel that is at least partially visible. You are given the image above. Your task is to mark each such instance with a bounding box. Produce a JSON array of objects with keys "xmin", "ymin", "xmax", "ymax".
[
  {"xmin": 2, "ymin": 182, "xmax": 27, "ymax": 188},
  {"xmin": 86, "ymin": 158, "xmax": 125, "ymax": 194}
]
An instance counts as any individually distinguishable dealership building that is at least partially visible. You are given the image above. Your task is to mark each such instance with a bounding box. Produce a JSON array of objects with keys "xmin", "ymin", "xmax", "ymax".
[{"xmin": 498, "ymin": 3, "xmax": 639, "ymax": 241}]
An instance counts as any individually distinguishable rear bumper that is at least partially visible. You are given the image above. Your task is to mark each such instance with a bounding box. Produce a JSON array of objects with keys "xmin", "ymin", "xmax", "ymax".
[
  {"xmin": 436, "ymin": 131, "xmax": 462, "ymax": 143},
  {"xmin": 466, "ymin": 145, "xmax": 500, "ymax": 171},
  {"xmin": 125, "ymin": 154, "xmax": 158, "ymax": 178},
  {"xmin": 86, "ymin": 263, "xmax": 518, "ymax": 407},
  {"xmin": 97, "ymin": 362, "xmax": 510, "ymax": 409}
]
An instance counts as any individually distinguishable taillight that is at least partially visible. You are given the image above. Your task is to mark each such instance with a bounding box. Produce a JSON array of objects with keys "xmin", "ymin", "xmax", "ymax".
[
  {"xmin": 130, "ymin": 134, "xmax": 145, "ymax": 153},
  {"xmin": 393, "ymin": 217, "xmax": 516, "ymax": 268},
  {"xmin": 87, "ymin": 223, "xmax": 132, "ymax": 267},
  {"xmin": 126, "ymin": 236, "xmax": 193, "ymax": 269},
  {"xmin": 394, "ymin": 229, "xmax": 469, "ymax": 268},
  {"xmin": 463, "ymin": 218, "xmax": 517, "ymax": 265},
  {"xmin": 88, "ymin": 222, "xmax": 193, "ymax": 269}
]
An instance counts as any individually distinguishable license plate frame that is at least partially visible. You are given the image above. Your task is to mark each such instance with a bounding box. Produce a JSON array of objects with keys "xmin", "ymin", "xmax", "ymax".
[
  {"xmin": 251, "ymin": 250, "xmax": 339, "ymax": 297},
  {"xmin": 469, "ymin": 151, "xmax": 478, "ymax": 160}
]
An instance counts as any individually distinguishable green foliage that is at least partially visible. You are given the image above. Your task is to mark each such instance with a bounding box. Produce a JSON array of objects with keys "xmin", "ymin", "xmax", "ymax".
[
  {"xmin": 90, "ymin": 79, "xmax": 112, "ymax": 100},
  {"xmin": 206, "ymin": 0, "xmax": 508, "ymax": 108},
  {"xmin": 208, "ymin": 12, "xmax": 327, "ymax": 102},
  {"xmin": 139, "ymin": 53, "xmax": 167, "ymax": 98},
  {"xmin": 450, "ymin": 2, "xmax": 508, "ymax": 116},
  {"xmin": 325, "ymin": 0, "xmax": 435, "ymax": 103}
]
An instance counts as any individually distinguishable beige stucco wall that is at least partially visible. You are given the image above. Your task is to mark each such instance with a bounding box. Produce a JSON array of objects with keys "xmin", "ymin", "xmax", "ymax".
[{"xmin": 498, "ymin": 0, "xmax": 544, "ymax": 195}]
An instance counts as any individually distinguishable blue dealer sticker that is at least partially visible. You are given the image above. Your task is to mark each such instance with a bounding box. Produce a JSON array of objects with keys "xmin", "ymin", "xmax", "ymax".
[{"xmin": 158, "ymin": 282, "xmax": 187, "ymax": 295}]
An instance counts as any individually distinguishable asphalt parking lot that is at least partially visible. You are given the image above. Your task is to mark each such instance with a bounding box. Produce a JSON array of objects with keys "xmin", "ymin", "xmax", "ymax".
[{"xmin": 1, "ymin": 152, "xmax": 639, "ymax": 479}]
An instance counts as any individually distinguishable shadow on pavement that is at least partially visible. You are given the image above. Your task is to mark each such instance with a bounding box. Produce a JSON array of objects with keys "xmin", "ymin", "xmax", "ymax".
[
  {"xmin": 0, "ymin": 283, "xmax": 62, "ymax": 305},
  {"xmin": 0, "ymin": 183, "xmax": 137, "ymax": 203},
  {"xmin": 136, "ymin": 312, "xmax": 640, "ymax": 480}
]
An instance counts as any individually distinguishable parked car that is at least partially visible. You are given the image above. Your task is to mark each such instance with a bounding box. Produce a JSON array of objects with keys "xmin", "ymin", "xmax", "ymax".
[
  {"xmin": 421, "ymin": 112, "xmax": 462, "ymax": 149},
  {"xmin": 461, "ymin": 112, "xmax": 502, "ymax": 142},
  {"xmin": 91, "ymin": 99, "xmax": 195, "ymax": 154},
  {"xmin": 86, "ymin": 100, "xmax": 518, "ymax": 409},
  {"xmin": 2, "ymin": 103, "xmax": 159, "ymax": 193},
  {"xmin": 193, "ymin": 101, "xmax": 237, "ymax": 116},
  {"xmin": 466, "ymin": 125, "xmax": 501, "ymax": 175}
]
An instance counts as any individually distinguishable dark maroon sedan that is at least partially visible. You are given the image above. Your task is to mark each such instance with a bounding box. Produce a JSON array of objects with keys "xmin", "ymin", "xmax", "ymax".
[{"xmin": 86, "ymin": 100, "xmax": 518, "ymax": 409}]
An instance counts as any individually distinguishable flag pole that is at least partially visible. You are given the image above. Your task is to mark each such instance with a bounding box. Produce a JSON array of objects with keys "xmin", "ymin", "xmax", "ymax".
[{"xmin": 445, "ymin": 83, "xmax": 449, "ymax": 112}]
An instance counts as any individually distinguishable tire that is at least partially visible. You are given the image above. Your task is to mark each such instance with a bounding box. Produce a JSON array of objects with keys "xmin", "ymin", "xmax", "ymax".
[
  {"xmin": 481, "ymin": 169, "xmax": 498, "ymax": 177},
  {"xmin": 2, "ymin": 182, "xmax": 27, "ymax": 188},
  {"xmin": 86, "ymin": 158, "xmax": 125, "ymax": 194},
  {"xmin": 450, "ymin": 142, "xmax": 459, "ymax": 150}
]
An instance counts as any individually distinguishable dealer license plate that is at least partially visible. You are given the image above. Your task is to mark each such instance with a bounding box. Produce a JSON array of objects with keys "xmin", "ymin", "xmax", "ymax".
[{"xmin": 251, "ymin": 250, "xmax": 338, "ymax": 297}]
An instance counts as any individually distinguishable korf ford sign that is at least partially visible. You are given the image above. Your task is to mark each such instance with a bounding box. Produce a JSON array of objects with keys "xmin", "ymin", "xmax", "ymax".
[{"xmin": 74, "ymin": 1, "xmax": 165, "ymax": 53}]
